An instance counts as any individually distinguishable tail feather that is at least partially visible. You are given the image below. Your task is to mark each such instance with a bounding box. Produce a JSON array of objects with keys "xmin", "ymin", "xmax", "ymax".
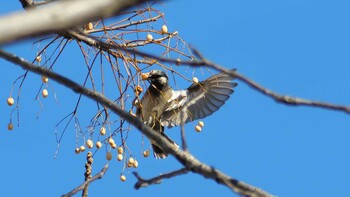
[{"xmin": 152, "ymin": 133, "xmax": 178, "ymax": 159}]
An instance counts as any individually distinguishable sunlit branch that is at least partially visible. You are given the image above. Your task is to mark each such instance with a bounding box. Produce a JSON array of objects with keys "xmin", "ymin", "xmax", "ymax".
[
  {"xmin": 0, "ymin": 49, "xmax": 274, "ymax": 197},
  {"xmin": 0, "ymin": 0, "xmax": 152, "ymax": 45}
]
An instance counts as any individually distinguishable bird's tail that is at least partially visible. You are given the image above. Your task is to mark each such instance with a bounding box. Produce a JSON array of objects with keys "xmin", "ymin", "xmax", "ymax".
[{"xmin": 152, "ymin": 133, "xmax": 178, "ymax": 159}]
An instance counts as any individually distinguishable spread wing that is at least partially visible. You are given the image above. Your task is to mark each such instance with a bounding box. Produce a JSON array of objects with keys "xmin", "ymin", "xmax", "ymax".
[{"xmin": 160, "ymin": 69, "xmax": 237, "ymax": 128}]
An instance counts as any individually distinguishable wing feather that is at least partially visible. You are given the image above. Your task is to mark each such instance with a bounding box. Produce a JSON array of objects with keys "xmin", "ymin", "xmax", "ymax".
[{"xmin": 160, "ymin": 69, "xmax": 237, "ymax": 128}]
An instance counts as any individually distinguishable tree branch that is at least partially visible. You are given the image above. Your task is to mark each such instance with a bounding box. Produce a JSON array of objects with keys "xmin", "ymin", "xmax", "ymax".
[
  {"xmin": 65, "ymin": 31, "xmax": 350, "ymax": 114},
  {"xmin": 62, "ymin": 163, "xmax": 109, "ymax": 197},
  {"xmin": 0, "ymin": 0, "xmax": 152, "ymax": 45},
  {"xmin": 133, "ymin": 168, "xmax": 189, "ymax": 189},
  {"xmin": 0, "ymin": 50, "xmax": 274, "ymax": 197}
]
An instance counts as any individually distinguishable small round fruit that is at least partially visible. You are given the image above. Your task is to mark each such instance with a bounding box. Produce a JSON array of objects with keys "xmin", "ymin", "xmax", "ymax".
[
  {"xmin": 96, "ymin": 141, "xmax": 102, "ymax": 149},
  {"xmin": 42, "ymin": 89, "xmax": 49, "ymax": 98},
  {"xmin": 117, "ymin": 153, "xmax": 123, "ymax": 161},
  {"xmin": 198, "ymin": 121, "xmax": 204, "ymax": 127},
  {"xmin": 75, "ymin": 147, "xmax": 80, "ymax": 154},
  {"xmin": 132, "ymin": 160, "xmax": 139, "ymax": 168},
  {"xmin": 127, "ymin": 162, "xmax": 133, "ymax": 168},
  {"xmin": 106, "ymin": 152, "xmax": 112, "ymax": 161},
  {"xmin": 110, "ymin": 142, "xmax": 117, "ymax": 149},
  {"xmin": 85, "ymin": 22, "xmax": 93, "ymax": 30},
  {"xmin": 117, "ymin": 146, "xmax": 123, "ymax": 154},
  {"xmin": 41, "ymin": 75, "xmax": 49, "ymax": 83},
  {"xmin": 80, "ymin": 145, "xmax": 86, "ymax": 152},
  {"xmin": 195, "ymin": 125, "xmax": 202, "ymax": 132},
  {"xmin": 176, "ymin": 58, "xmax": 181, "ymax": 66},
  {"xmin": 128, "ymin": 157, "xmax": 135, "ymax": 164},
  {"xmin": 86, "ymin": 139, "xmax": 93, "ymax": 149},
  {"xmin": 161, "ymin": 25, "xmax": 168, "ymax": 34},
  {"xmin": 192, "ymin": 77, "xmax": 199, "ymax": 84},
  {"xmin": 7, "ymin": 97, "xmax": 14, "ymax": 106},
  {"xmin": 120, "ymin": 174, "xmax": 126, "ymax": 182},
  {"xmin": 36, "ymin": 55, "xmax": 42, "ymax": 63},
  {"xmin": 7, "ymin": 123, "xmax": 14, "ymax": 131},
  {"xmin": 99, "ymin": 126, "xmax": 106, "ymax": 135},
  {"xmin": 108, "ymin": 138, "xmax": 115, "ymax": 145},
  {"xmin": 146, "ymin": 33, "xmax": 153, "ymax": 41},
  {"xmin": 143, "ymin": 150, "xmax": 150, "ymax": 158}
]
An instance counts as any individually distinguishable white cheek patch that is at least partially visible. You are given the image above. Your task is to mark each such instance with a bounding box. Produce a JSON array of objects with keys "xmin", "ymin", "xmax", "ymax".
[{"xmin": 158, "ymin": 76, "xmax": 168, "ymax": 84}]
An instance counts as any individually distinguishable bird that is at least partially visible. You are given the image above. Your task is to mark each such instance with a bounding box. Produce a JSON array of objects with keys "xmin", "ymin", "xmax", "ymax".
[{"xmin": 135, "ymin": 69, "xmax": 237, "ymax": 159}]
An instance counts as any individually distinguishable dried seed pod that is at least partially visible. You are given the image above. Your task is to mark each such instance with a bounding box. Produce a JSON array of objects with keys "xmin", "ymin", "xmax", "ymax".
[
  {"xmin": 117, "ymin": 153, "xmax": 123, "ymax": 161},
  {"xmin": 42, "ymin": 89, "xmax": 49, "ymax": 98},
  {"xmin": 110, "ymin": 142, "xmax": 117, "ymax": 149},
  {"xmin": 176, "ymin": 58, "xmax": 181, "ymax": 66},
  {"xmin": 161, "ymin": 25, "xmax": 168, "ymax": 34},
  {"xmin": 195, "ymin": 125, "xmax": 202, "ymax": 132},
  {"xmin": 7, "ymin": 97, "xmax": 14, "ymax": 106},
  {"xmin": 85, "ymin": 22, "xmax": 93, "ymax": 30},
  {"xmin": 120, "ymin": 174, "xmax": 126, "ymax": 182},
  {"xmin": 36, "ymin": 55, "xmax": 42, "ymax": 63},
  {"xmin": 146, "ymin": 33, "xmax": 153, "ymax": 41},
  {"xmin": 86, "ymin": 139, "xmax": 93, "ymax": 149},
  {"xmin": 117, "ymin": 146, "xmax": 123, "ymax": 154},
  {"xmin": 108, "ymin": 138, "xmax": 115, "ymax": 145},
  {"xmin": 128, "ymin": 157, "xmax": 135, "ymax": 164},
  {"xmin": 132, "ymin": 160, "xmax": 139, "ymax": 168},
  {"xmin": 7, "ymin": 123, "xmax": 14, "ymax": 131},
  {"xmin": 75, "ymin": 148, "xmax": 80, "ymax": 154},
  {"xmin": 41, "ymin": 75, "xmax": 48, "ymax": 83},
  {"xmin": 143, "ymin": 150, "xmax": 150, "ymax": 158},
  {"xmin": 80, "ymin": 145, "xmax": 86, "ymax": 152},
  {"xmin": 192, "ymin": 77, "xmax": 199, "ymax": 84},
  {"xmin": 198, "ymin": 121, "xmax": 204, "ymax": 127},
  {"xmin": 96, "ymin": 141, "xmax": 102, "ymax": 149},
  {"xmin": 99, "ymin": 126, "xmax": 106, "ymax": 135},
  {"xmin": 106, "ymin": 152, "xmax": 112, "ymax": 161}
]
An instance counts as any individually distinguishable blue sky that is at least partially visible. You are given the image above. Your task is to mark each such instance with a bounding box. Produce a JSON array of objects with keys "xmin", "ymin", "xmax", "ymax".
[{"xmin": 1, "ymin": 0, "xmax": 350, "ymax": 196}]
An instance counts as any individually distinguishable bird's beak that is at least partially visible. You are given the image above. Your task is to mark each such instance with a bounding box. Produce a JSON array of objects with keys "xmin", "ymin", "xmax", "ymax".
[{"xmin": 141, "ymin": 72, "xmax": 150, "ymax": 80}]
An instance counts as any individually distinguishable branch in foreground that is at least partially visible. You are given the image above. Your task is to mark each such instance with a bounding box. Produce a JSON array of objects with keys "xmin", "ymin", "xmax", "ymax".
[
  {"xmin": 0, "ymin": 50, "xmax": 273, "ymax": 197},
  {"xmin": 62, "ymin": 163, "xmax": 109, "ymax": 197},
  {"xmin": 133, "ymin": 168, "xmax": 189, "ymax": 189},
  {"xmin": 0, "ymin": 0, "xmax": 152, "ymax": 45}
]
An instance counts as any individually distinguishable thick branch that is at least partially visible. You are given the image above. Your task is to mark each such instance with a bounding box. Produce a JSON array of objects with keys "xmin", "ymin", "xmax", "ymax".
[
  {"xmin": 0, "ymin": 0, "xmax": 151, "ymax": 45},
  {"xmin": 0, "ymin": 50, "xmax": 273, "ymax": 197}
]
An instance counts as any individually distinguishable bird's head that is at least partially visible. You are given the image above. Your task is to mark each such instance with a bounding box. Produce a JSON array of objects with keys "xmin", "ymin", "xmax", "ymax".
[{"xmin": 141, "ymin": 70, "xmax": 169, "ymax": 89}]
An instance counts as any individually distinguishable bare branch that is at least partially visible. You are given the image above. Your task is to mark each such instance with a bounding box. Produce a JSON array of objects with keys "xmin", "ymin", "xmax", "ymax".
[
  {"xmin": 133, "ymin": 168, "xmax": 189, "ymax": 189},
  {"xmin": 0, "ymin": 0, "xmax": 152, "ymax": 45},
  {"xmin": 200, "ymin": 60, "xmax": 350, "ymax": 114},
  {"xmin": 67, "ymin": 31, "xmax": 350, "ymax": 114},
  {"xmin": 62, "ymin": 163, "xmax": 109, "ymax": 197},
  {"xmin": 0, "ymin": 50, "xmax": 274, "ymax": 197}
]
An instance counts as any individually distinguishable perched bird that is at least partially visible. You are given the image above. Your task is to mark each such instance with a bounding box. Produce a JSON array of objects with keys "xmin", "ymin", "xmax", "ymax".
[{"xmin": 136, "ymin": 69, "xmax": 237, "ymax": 158}]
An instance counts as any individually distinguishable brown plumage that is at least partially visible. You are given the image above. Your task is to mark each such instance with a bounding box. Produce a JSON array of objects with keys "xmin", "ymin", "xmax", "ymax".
[{"xmin": 136, "ymin": 70, "xmax": 237, "ymax": 158}]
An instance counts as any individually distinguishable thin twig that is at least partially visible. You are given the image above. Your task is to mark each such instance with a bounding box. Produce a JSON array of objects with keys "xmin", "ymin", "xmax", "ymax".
[
  {"xmin": 62, "ymin": 163, "xmax": 108, "ymax": 197},
  {"xmin": 133, "ymin": 168, "xmax": 189, "ymax": 189}
]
